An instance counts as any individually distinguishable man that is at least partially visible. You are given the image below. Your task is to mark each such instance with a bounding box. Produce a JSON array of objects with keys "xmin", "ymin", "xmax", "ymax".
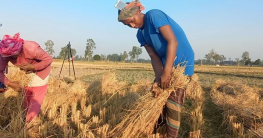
[{"xmin": 116, "ymin": 1, "xmax": 194, "ymax": 137}]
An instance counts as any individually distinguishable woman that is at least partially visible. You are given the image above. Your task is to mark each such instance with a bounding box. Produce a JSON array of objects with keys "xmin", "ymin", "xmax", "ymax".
[
  {"xmin": 117, "ymin": 1, "xmax": 194, "ymax": 137},
  {"xmin": 0, "ymin": 33, "xmax": 53, "ymax": 122}
]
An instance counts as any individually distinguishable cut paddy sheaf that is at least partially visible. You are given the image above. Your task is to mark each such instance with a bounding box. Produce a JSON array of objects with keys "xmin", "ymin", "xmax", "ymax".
[
  {"xmin": 0, "ymin": 67, "xmax": 29, "ymax": 137},
  {"xmin": 211, "ymin": 79, "xmax": 263, "ymax": 137},
  {"xmin": 184, "ymin": 74, "xmax": 205, "ymax": 138},
  {"xmin": 108, "ymin": 68, "xmax": 205, "ymax": 138},
  {"xmin": 0, "ymin": 66, "xmax": 205, "ymax": 138},
  {"xmin": 0, "ymin": 66, "xmax": 144, "ymax": 137},
  {"xmin": 109, "ymin": 67, "xmax": 190, "ymax": 137}
]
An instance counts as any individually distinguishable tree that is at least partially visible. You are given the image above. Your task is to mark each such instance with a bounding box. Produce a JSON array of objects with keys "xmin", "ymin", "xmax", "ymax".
[
  {"xmin": 93, "ymin": 54, "xmax": 101, "ymax": 61},
  {"xmin": 205, "ymin": 49, "xmax": 216, "ymax": 62},
  {"xmin": 58, "ymin": 46, "xmax": 76, "ymax": 59},
  {"xmin": 45, "ymin": 40, "xmax": 55, "ymax": 56},
  {"xmin": 253, "ymin": 59, "xmax": 261, "ymax": 65},
  {"xmin": 212, "ymin": 54, "xmax": 221, "ymax": 64},
  {"xmin": 107, "ymin": 54, "xmax": 121, "ymax": 61},
  {"xmin": 129, "ymin": 46, "xmax": 142, "ymax": 62},
  {"xmin": 85, "ymin": 39, "xmax": 96, "ymax": 61},
  {"xmin": 245, "ymin": 58, "xmax": 252, "ymax": 66},
  {"xmin": 121, "ymin": 51, "xmax": 128, "ymax": 62},
  {"xmin": 241, "ymin": 51, "xmax": 249, "ymax": 65}
]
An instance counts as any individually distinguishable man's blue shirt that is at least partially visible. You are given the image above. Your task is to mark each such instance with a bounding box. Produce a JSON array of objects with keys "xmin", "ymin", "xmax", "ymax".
[{"xmin": 137, "ymin": 9, "xmax": 194, "ymax": 76}]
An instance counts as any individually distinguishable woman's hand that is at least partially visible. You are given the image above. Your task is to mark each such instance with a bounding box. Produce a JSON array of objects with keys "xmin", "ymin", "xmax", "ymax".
[
  {"xmin": 18, "ymin": 64, "xmax": 35, "ymax": 73},
  {"xmin": 8, "ymin": 81, "xmax": 23, "ymax": 92}
]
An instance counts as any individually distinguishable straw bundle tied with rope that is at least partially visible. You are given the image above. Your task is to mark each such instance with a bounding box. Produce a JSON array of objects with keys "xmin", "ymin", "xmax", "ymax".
[{"xmin": 109, "ymin": 66, "xmax": 190, "ymax": 137}]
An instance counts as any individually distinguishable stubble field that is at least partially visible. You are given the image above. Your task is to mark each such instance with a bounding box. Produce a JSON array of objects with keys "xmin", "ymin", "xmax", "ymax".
[{"xmin": 0, "ymin": 61, "xmax": 262, "ymax": 138}]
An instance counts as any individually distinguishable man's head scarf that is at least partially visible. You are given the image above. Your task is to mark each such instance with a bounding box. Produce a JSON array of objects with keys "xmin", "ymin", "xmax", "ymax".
[
  {"xmin": 0, "ymin": 33, "xmax": 24, "ymax": 57},
  {"xmin": 118, "ymin": 0, "xmax": 145, "ymax": 22}
]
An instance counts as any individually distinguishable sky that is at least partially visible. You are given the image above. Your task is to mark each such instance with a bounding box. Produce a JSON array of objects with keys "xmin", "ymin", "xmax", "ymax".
[{"xmin": 1, "ymin": 0, "xmax": 263, "ymax": 61}]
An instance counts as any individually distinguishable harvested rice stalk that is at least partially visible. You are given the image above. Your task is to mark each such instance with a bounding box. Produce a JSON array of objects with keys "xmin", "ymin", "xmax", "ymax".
[
  {"xmin": 6, "ymin": 67, "xmax": 31, "ymax": 87},
  {"xmin": 211, "ymin": 80, "xmax": 263, "ymax": 137},
  {"xmin": 109, "ymin": 67, "xmax": 190, "ymax": 137},
  {"xmin": 101, "ymin": 72, "xmax": 127, "ymax": 95},
  {"xmin": 185, "ymin": 74, "xmax": 204, "ymax": 138},
  {"xmin": 212, "ymin": 80, "xmax": 263, "ymax": 120},
  {"xmin": 186, "ymin": 74, "xmax": 203, "ymax": 101},
  {"xmin": 249, "ymin": 126, "xmax": 263, "ymax": 138}
]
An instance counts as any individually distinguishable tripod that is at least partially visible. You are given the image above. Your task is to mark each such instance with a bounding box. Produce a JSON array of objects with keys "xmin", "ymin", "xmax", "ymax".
[{"xmin": 59, "ymin": 42, "xmax": 76, "ymax": 80}]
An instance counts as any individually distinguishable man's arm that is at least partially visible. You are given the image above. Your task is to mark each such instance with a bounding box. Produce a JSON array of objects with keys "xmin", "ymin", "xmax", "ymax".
[
  {"xmin": 159, "ymin": 25, "xmax": 178, "ymax": 88},
  {"xmin": 144, "ymin": 44, "xmax": 163, "ymax": 83}
]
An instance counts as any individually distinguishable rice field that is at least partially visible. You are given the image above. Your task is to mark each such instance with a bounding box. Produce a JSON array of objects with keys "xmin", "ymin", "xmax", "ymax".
[{"xmin": 0, "ymin": 61, "xmax": 262, "ymax": 138}]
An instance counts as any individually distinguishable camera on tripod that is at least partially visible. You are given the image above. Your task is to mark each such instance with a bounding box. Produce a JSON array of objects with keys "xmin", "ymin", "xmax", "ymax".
[{"xmin": 59, "ymin": 42, "xmax": 76, "ymax": 81}]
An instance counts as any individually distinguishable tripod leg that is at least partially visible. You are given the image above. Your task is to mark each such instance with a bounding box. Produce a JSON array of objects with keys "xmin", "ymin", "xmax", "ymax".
[
  {"xmin": 69, "ymin": 48, "xmax": 76, "ymax": 80},
  {"xmin": 68, "ymin": 48, "xmax": 71, "ymax": 77},
  {"xmin": 69, "ymin": 59, "xmax": 71, "ymax": 76},
  {"xmin": 59, "ymin": 50, "xmax": 68, "ymax": 78}
]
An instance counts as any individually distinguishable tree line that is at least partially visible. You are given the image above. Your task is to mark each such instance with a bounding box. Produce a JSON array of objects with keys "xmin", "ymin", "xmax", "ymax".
[
  {"xmin": 45, "ymin": 40, "xmax": 262, "ymax": 66},
  {"xmin": 196, "ymin": 49, "xmax": 262, "ymax": 66},
  {"xmin": 44, "ymin": 39, "xmax": 144, "ymax": 63}
]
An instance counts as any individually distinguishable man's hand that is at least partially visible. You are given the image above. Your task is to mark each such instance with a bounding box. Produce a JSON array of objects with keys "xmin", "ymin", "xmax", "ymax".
[
  {"xmin": 18, "ymin": 64, "xmax": 35, "ymax": 73},
  {"xmin": 160, "ymin": 71, "xmax": 172, "ymax": 89},
  {"xmin": 151, "ymin": 82, "xmax": 161, "ymax": 98},
  {"xmin": 8, "ymin": 81, "xmax": 23, "ymax": 92}
]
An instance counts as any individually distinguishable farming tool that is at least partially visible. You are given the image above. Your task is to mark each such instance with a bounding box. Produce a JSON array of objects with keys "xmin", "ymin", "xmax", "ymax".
[{"xmin": 59, "ymin": 42, "xmax": 76, "ymax": 80}]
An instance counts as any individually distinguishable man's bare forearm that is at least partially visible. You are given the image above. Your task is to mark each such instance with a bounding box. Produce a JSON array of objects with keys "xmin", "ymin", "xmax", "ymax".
[{"xmin": 150, "ymin": 53, "xmax": 163, "ymax": 82}]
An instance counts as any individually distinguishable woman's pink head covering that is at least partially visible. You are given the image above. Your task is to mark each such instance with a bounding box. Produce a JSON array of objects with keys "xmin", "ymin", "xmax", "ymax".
[{"xmin": 0, "ymin": 33, "xmax": 24, "ymax": 57}]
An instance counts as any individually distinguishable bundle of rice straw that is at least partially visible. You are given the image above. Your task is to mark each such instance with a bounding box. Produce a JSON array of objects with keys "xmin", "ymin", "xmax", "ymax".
[
  {"xmin": 6, "ymin": 66, "xmax": 31, "ymax": 87},
  {"xmin": 109, "ymin": 67, "xmax": 190, "ymax": 137},
  {"xmin": 101, "ymin": 72, "xmax": 127, "ymax": 95},
  {"xmin": 185, "ymin": 74, "xmax": 204, "ymax": 138}
]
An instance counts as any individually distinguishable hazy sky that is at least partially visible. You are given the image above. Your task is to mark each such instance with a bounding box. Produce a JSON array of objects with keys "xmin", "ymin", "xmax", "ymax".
[{"xmin": 1, "ymin": 0, "xmax": 263, "ymax": 60}]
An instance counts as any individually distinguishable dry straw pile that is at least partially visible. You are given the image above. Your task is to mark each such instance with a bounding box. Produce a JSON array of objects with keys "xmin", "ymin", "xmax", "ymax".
[
  {"xmin": 211, "ymin": 79, "xmax": 263, "ymax": 137},
  {"xmin": 109, "ymin": 67, "xmax": 190, "ymax": 137},
  {"xmin": 0, "ymin": 65, "xmax": 205, "ymax": 138},
  {"xmin": 0, "ymin": 67, "xmax": 29, "ymax": 137},
  {"xmin": 0, "ymin": 67, "xmax": 140, "ymax": 137},
  {"xmin": 185, "ymin": 74, "xmax": 204, "ymax": 138}
]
